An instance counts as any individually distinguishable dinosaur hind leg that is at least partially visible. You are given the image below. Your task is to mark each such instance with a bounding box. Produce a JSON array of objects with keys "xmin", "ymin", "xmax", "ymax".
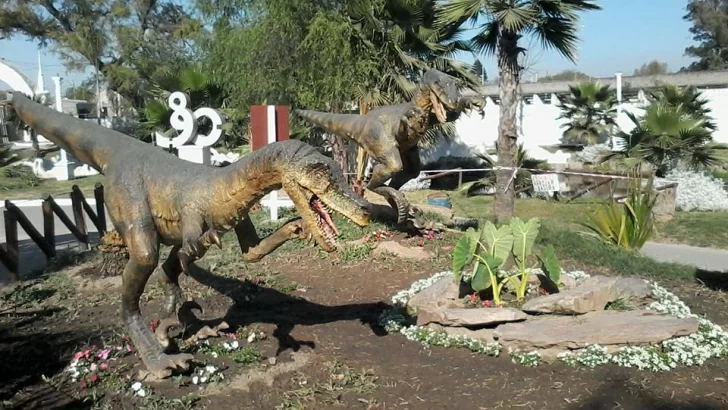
[
  {"xmin": 366, "ymin": 153, "xmax": 411, "ymax": 224},
  {"xmin": 122, "ymin": 229, "xmax": 192, "ymax": 380}
]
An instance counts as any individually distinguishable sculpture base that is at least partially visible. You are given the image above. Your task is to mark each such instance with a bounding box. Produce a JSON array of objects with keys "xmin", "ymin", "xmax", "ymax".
[{"xmin": 178, "ymin": 145, "xmax": 211, "ymax": 165}]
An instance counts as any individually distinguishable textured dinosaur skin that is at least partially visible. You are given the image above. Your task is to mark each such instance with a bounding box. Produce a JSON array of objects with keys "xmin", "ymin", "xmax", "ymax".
[
  {"xmin": 295, "ymin": 69, "xmax": 485, "ymax": 223},
  {"xmin": 8, "ymin": 92, "xmax": 370, "ymax": 379}
]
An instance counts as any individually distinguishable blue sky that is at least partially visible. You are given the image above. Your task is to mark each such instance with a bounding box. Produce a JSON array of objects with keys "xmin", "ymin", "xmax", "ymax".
[{"xmin": 1, "ymin": 0, "xmax": 696, "ymax": 92}]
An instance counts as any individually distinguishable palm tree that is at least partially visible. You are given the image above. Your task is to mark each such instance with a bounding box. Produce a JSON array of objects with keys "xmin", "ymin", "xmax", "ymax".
[
  {"xmin": 438, "ymin": 0, "xmax": 600, "ymax": 223},
  {"xmin": 603, "ymin": 102, "xmax": 717, "ymax": 177},
  {"xmin": 556, "ymin": 81, "xmax": 617, "ymax": 145},
  {"xmin": 648, "ymin": 83, "xmax": 716, "ymax": 130}
]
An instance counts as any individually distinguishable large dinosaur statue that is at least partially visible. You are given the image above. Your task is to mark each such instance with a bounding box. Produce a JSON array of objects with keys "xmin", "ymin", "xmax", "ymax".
[
  {"xmin": 7, "ymin": 92, "xmax": 370, "ymax": 379},
  {"xmin": 295, "ymin": 69, "xmax": 485, "ymax": 223}
]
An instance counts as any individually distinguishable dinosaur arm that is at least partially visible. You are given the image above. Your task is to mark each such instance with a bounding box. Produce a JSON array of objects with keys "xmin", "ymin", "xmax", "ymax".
[{"xmin": 234, "ymin": 217, "xmax": 305, "ymax": 263}]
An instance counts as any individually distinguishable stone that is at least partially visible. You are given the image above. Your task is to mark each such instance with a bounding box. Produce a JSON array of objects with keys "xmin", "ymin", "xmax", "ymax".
[
  {"xmin": 373, "ymin": 241, "xmax": 432, "ymax": 260},
  {"xmin": 494, "ymin": 310, "xmax": 699, "ymax": 351},
  {"xmin": 413, "ymin": 203, "xmax": 455, "ymax": 221},
  {"xmin": 406, "ymin": 275, "xmax": 460, "ymax": 315},
  {"xmin": 522, "ymin": 275, "xmax": 619, "ymax": 314},
  {"xmin": 426, "ymin": 324, "xmax": 496, "ymax": 344},
  {"xmin": 613, "ymin": 277, "xmax": 653, "ymax": 300},
  {"xmin": 653, "ymin": 184, "xmax": 677, "ymax": 222},
  {"xmin": 416, "ymin": 307, "xmax": 528, "ymax": 327}
]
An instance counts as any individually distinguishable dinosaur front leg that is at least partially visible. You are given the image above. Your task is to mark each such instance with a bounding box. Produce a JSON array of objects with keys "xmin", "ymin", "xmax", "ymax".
[
  {"xmin": 456, "ymin": 95, "xmax": 486, "ymax": 118},
  {"xmin": 122, "ymin": 229, "xmax": 192, "ymax": 380},
  {"xmin": 235, "ymin": 217, "xmax": 306, "ymax": 263}
]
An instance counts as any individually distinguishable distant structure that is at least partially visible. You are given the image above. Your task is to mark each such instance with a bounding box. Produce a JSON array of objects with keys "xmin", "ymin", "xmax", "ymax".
[{"xmin": 427, "ymin": 70, "xmax": 728, "ymax": 167}]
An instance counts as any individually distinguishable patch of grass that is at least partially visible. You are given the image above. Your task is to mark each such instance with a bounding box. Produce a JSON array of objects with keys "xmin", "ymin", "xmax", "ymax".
[
  {"xmin": 337, "ymin": 244, "xmax": 374, "ymax": 263},
  {"xmin": 654, "ymin": 211, "xmax": 728, "ymax": 249},
  {"xmin": 230, "ymin": 346, "xmax": 263, "ymax": 365},
  {"xmin": 276, "ymin": 360, "xmax": 378, "ymax": 410},
  {"xmin": 538, "ymin": 224, "xmax": 696, "ymax": 280},
  {"xmin": 0, "ymin": 168, "xmax": 103, "ymax": 200}
]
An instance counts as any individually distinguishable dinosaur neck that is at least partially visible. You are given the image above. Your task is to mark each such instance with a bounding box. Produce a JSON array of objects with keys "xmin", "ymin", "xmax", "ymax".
[
  {"xmin": 206, "ymin": 142, "xmax": 301, "ymax": 228},
  {"xmin": 411, "ymin": 85, "xmax": 434, "ymax": 112}
]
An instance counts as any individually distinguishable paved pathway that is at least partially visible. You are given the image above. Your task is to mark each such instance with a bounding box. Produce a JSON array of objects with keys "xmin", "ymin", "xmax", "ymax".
[{"xmin": 641, "ymin": 242, "xmax": 728, "ymax": 273}]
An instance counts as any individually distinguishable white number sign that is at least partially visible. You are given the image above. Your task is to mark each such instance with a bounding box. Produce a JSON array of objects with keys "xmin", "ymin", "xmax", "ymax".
[{"xmin": 154, "ymin": 91, "xmax": 225, "ymax": 148}]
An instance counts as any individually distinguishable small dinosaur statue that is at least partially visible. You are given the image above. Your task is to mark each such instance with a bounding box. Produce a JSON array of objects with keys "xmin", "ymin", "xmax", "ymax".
[
  {"xmin": 295, "ymin": 69, "xmax": 485, "ymax": 224},
  {"xmin": 8, "ymin": 92, "xmax": 370, "ymax": 379}
]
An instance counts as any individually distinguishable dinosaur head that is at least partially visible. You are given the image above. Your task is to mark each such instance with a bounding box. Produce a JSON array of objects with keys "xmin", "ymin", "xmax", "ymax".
[
  {"xmin": 282, "ymin": 151, "xmax": 370, "ymax": 252},
  {"xmin": 422, "ymin": 69, "xmax": 460, "ymax": 123}
]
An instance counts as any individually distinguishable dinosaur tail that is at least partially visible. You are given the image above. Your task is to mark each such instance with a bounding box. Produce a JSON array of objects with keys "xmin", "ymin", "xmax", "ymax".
[
  {"xmin": 294, "ymin": 109, "xmax": 371, "ymax": 143},
  {"xmin": 9, "ymin": 92, "xmax": 136, "ymax": 173}
]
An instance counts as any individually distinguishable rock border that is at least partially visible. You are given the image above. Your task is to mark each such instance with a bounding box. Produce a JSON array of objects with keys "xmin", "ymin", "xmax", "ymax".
[{"xmin": 378, "ymin": 271, "xmax": 728, "ymax": 371}]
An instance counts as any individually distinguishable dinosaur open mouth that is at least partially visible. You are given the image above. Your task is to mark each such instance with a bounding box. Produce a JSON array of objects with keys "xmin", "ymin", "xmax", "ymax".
[{"xmin": 310, "ymin": 195, "xmax": 340, "ymax": 246}]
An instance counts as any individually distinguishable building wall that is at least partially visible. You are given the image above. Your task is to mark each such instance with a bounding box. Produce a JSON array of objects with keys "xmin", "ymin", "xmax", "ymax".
[{"xmin": 426, "ymin": 78, "xmax": 728, "ymax": 165}]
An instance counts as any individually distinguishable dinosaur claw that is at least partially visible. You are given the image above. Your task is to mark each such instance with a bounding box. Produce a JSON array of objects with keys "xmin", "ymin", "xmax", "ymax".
[{"xmin": 210, "ymin": 231, "xmax": 222, "ymax": 249}]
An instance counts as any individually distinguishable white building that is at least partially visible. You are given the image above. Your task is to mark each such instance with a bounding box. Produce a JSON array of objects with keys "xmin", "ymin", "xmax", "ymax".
[{"xmin": 429, "ymin": 70, "xmax": 728, "ymax": 166}]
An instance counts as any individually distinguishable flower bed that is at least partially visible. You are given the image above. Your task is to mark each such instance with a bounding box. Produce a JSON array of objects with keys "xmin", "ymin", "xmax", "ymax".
[{"xmin": 379, "ymin": 270, "xmax": 728, "ymax": 371}]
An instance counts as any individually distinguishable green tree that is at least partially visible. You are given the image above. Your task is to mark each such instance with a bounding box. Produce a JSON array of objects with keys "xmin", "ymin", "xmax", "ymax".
[
  {"xmin": 556, "ymin": 82, "xmax": 617, "ymax": 145},
  {"xmin": 682, "ymin": 0, "xmax": 728, "ymax": 71},
  {"xmin": 633, "ymin": 60, "xmax": 670, "ymax": 76},
  {"xmin": 604, "ymin": 102, "xmax": 717, "ymax": 177},
  {"xmin": 0, "ymin": 0, "xmax": 201, "ymax": 108},
  {"xmin": 538, "ymin": 69, "xmax": 591, "ymax": 82},
  {"xmin": 439, "ymin": 0, "xmax": 601, "ymax": 223},
  {"xmin": 64, "ymin": 84, "xmax": 95, "ymax": 101}
]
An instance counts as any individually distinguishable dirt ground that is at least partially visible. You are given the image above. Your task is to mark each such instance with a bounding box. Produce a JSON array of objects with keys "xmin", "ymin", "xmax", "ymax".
[{"xmin": 2, "ymin": 228, "xmax": 728, "ymax": 410}]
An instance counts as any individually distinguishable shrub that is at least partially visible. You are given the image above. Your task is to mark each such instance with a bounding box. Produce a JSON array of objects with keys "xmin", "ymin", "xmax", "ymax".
[{"xmin": 662, "ymin": 168, "xmax": 728, "ymax": 211}]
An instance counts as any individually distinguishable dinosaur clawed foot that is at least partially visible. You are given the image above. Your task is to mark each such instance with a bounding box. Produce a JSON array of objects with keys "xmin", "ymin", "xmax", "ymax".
[{"xmin": 138, "ymin": 352, "xmax": 195, "ymax": 381}]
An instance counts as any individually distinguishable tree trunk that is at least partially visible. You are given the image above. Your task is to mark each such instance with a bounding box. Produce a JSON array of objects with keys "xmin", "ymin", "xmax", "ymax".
[
  {"xmin": 330, "ymin": 135, "xmax": 351, "ymax": 177},
  {"xmin": 494, "ymin": 32, "xmax": 521, "ymax": 224}
]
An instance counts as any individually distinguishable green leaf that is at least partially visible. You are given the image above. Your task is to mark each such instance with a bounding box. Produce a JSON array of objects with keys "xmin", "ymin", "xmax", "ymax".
[
  {"xmin": 471, "ymin": 262, "xmax": 492, "ymax": 292},
  {"xmin": 510, "ymin": 217, "xmax": 540, "ymax": 265},
  {"xmin": 452, "ymin": 232, "xmax": 474, "ymax": 282},
  {"xmin": 481, "ymin": 221, "xmax": 514, "ymax": 263},
  {"xmin": 479, "ymin": 252, "xmax": 504, "ymax": 272},
  {"xmin": 538, "ymin": 245, "xmax": 562, "ymax": 284}
]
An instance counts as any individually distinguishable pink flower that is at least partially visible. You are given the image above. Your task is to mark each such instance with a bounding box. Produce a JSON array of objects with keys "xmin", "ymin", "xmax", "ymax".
[
  {"xmin": 89, "ymin": 374, "xmax": 99, "ymax": 383},
  {"xmin": 99, "ymin": 362, "xmax": 109, "ymax": 371},
  {"xmin": 89, "ymin": 363, "xmax": 98, "ymax": 372},
  {"xmin": 97, "ymin": 349, "xmax": 111, "ymax": 361},
  {"xmin": 126, "ymin": 345, "xmax": 134, "ymax": 353},
  {"xmin": 72, "ymin": 349, "xmax": 92, "ymax": 361},
  {"xmin": 80, "ymin": 379, "xmax": 87, "ymax": 389},
  {"xmin": 482, "ymin": 300, "xmax": 492, "ymax": 307}
]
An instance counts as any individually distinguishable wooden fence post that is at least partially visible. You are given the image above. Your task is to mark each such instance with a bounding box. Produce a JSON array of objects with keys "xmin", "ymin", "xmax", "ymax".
[
  {"xmin": 70, "ymin": 188, "xmax": 89, "ymax": 251},
  {"xmin": 42, "ymin": 196, "xmax": 56, "ymax": 254},
  {"xmin": 2, "ymin": 209, "xmax": 19, "ymax": 282},
  {"xmin": 94, "ymin": 183, "xmax": 107, "ymax": 234}
]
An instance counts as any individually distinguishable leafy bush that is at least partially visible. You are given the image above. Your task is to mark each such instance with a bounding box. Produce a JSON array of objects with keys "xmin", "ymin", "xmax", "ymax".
[
  {"xmin": 451, "ymin": 217, "xmax": 561, "ymax": 305},
  {"xmin": 3, "ymin": 165, "xmax": 41, "ymax": 187},
  {"xmin": 663, "ymin": 168, "xmax": 728, "ymax": 212},
  {"xmin": 581, "ymin": 176, "xmax": 656, "ymax": 250}
]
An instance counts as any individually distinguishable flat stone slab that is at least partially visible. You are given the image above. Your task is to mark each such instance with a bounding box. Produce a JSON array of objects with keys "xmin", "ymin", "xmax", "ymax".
[
  {"xmin": 373, "ymin": 241, "xmax": 432, "ymax": 260},
  {"xmin": 494, "ymin": 310, "xmax": 699, "ymax": 351},
  {"xmin": 521, "ymin": 275, "xmax": 654, "ymax": 315},
  {"xmin": 522, "ymin": 276, "xmax": 619, "ymax": 314},
  {"xmin": 417, "ymin": 307, "xmax": 527, "ymax": 327},
  {"xmin": 406, "ymin": 275, "xmax": 460, "ymax": 315}
]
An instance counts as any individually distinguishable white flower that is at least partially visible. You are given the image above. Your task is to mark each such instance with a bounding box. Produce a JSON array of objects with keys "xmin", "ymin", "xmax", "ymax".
[
  {"xmin": 205, "ymin": 365, "xmax": 217, "ymax": 374},
  {"xmin": 247, "ymin": 333, "xmax": 256, "ymax": 343},
  {"xmin": 662, "ymin": 168, "xmax": 728, "ymax": 211},
  {"xmin": 211, "ymin": 352, "xmax": 219, "ymax": 358},
  {"xmin": 192, "ymin": 376, "xmax": 199, "ymax": 385},
  {"xmin": 231, "ymin": 340, "xmax": 239, "ymax": 349},
  {"xmin": 136, "ymin": 389, "xmax": 146, "ymax": 398},
  {"xmin": 200, "ymin": 376, "xmax": 208, "ymax": 383},
  {"xmin": 131, "ymin": 382, "xmax": 142, "ymax": 391}
]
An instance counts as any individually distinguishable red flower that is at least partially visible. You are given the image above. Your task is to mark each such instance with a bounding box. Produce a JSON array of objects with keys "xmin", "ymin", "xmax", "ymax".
[
  {"xmin": 89, "ymin": 374, "xmax": 99, "ymax": 383},
  {"xmin": 150, "ymin": 319, "xmax": 160, "ymax": 332},
  {"xmin": 482, "ymin": 300, "xmax": 492, "ymax": 307},
  {"xmin": 80, "ymin": 379, "xmax": 87, "ymax": 389}
]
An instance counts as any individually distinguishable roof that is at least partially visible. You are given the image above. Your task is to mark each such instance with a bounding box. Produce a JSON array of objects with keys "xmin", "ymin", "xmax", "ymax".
[{"xmin": 463, "ymin": 69, "xmax": 728, "ymax": 97}]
